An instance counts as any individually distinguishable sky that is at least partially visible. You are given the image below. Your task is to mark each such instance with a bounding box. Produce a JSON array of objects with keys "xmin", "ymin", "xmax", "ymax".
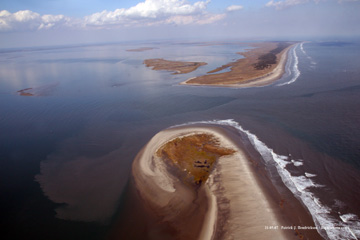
[{"xmin": 1, "ymin": 0, "xmax": 360, "ymax": 48}]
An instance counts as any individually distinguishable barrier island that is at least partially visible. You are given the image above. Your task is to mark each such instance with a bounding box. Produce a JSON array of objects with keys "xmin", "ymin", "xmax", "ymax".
[{"xmin": 182, "ymin": 41, "xmax": 296, "ymax": 87}]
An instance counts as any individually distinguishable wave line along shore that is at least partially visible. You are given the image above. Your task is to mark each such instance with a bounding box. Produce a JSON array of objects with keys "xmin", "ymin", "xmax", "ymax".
[
  {"xmin": 181, "ymin": 41, "xmax": 299, "ymax": 88},
  {"xmin": 131, "ymin": 124, "xmax": 318, "ymax": 239}
]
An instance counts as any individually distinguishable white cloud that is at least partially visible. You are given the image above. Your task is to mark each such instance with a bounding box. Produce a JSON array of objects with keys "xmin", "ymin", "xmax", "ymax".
[
  {"xmin": 226, "ymin": 5, "xmax": 244, "ymax": 12},
  {"xmin": 266, "ymin": 0, "xmax": 310, "ymax": 9},
  {"xmin": 40, "ymin": 14, "xmax": 70, "ymax": 29},
  {"xmin": 0, "ymin": 0, "xmax": 225, "ymax": 31},
  {"xmin": 266, "ymin": 0, "xmax": 357, "ymax": 9},
  {"xmin": 338, "ymin": 0, "xmax": 359, "ymax": 2},
  {"xmin": 83, "ymin": 0, "xmax": 220, "ymax": 27},
  {"xmin": 164, "ymin": 13, "xmax": 225, "ymax": 25},
  {"xmin": 0, "ymin": 10, "xmax": 70, "ymax": 31},
  {"xmin": 125, "ymin": 0, "xmax": 208, "ymax": 17}
]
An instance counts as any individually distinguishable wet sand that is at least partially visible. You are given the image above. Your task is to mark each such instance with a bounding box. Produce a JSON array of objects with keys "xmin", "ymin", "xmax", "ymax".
[
  {"xmin": 181, "ymin": 42, "xmax": 296, "ymax": 88},
  {"xmin": 144, "ymin": 58, "xmax": 207, "ymax": 74},
  {"xmin": 131, "ymin": 125, "xmax": 319, "ymax": 239}
]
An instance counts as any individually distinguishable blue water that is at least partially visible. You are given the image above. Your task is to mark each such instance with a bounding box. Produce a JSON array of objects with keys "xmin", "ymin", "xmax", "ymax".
[{"xmin": 1, "ymin": 40, "xmax": 360, "ymax": 239}]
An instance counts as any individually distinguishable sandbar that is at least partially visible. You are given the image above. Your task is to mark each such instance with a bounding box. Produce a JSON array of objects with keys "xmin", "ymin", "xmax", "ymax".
[
  {"xmin": 16, "ymin": 82, "xmax": 58, "ymax": 96},
  {"xmin": 182, "ymin": 41, "xmax": 297, "ymax": 87},
  {"xmin": 17, "ymin": 88, "xmax": 34, "ymax": 96},
  {"xmin": 131, "ymin": 125, "xmax": 319, "ymax": 239},
  {"xmin": 144, "ymin": 58, "xmax": 207, "ymax": 74}
]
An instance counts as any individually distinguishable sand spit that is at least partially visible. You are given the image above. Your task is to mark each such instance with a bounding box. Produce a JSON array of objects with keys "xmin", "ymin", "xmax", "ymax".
[
  {"xmin": 132, "ymin": 125, "xmax": 300, "ymax": 240},
  {"xmin": 16, "ymin": 82, "xmax": 59, "ymax": 96},
  {"xmin": 181, "ymin": 42, "xmax": 297, "ymax": 88},
  {"xmin": 144, "ymin": 58, "xmax": 207, "ymax": 74}
]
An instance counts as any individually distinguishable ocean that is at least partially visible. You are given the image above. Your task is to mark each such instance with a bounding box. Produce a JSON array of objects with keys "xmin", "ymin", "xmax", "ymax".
[{"xmin": 0, "ymin": 40, "xmax": 359, "ymax": 239}]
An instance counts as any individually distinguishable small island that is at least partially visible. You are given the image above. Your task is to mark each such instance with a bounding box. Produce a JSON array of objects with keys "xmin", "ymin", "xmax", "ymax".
[
  {"xmin": 144, "ymin": 58, "xmax": 207, "ymax": 74},
  {"xmin": 17, "ymin": 88, "xmax": 34, "ymax": 96},
  {"xmin": 142, "ymin": 41, "xmax": 297, "ymax": 87},
  {"xmin": 16, "ymin": 82, "xmax": 58, "ymax": 97},
  {"xmin": 130, "ymin": 125, "xmax": 320, "ymax": 240}
]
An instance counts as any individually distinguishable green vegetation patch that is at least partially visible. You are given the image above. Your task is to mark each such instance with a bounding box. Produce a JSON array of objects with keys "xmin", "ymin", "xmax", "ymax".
[{"xmin": 253, "ymin": 42, "xmax": 291, "ymax": 70}]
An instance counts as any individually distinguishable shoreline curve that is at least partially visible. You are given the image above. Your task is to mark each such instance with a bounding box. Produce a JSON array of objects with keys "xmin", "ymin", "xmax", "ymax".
[
  {"xmin": 131, "ymin": 124, "xmax": 308, "ymax": 239},
  {"xmin": 181, "ymin": 42, "xmax": 298, "ymax": 88}
]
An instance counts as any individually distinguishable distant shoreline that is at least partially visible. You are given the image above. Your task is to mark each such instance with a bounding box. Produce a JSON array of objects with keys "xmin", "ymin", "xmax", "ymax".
[
  {"xmin": 181, "ymin": 42, "xmax": 298, "ymax": 88},
  {"xmin": 126, "ymin": 47, "xmax": 156, "ymax": 52}
]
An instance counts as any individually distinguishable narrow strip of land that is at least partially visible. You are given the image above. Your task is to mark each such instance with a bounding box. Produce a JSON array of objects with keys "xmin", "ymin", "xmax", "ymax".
[
  {"xmin": 16, "ymin": 82, "xmax": 59, "ymax": 96},
  {"xmin": 17, "ymin": 88, "xmax": 34, "ymax": 96},
  {"xmin": 144, "ymin": 58, "xmax": 207, "ymax": 74},
  {"xmin": 182, "ymin": 41, "xmax": 297, "ymax": 87}
]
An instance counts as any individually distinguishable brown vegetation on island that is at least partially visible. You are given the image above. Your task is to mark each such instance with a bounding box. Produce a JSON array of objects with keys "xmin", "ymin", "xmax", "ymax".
[
  {"xmin": 130, "ymin": 126, "xmax": 322, "ymax": 240},
  {"xmin": 17, "ymin": 88, "xmax": 34, "ymax": 96},
  {"xmin": 185, "ymin": 41, "xmax": 295, "ymax": 86},
  {"xmin": 156, "ymin": 133, "xmax": 235, "ymax": 185},
  {"xmin": 144, "ymin": 58, "xmax": 207, "ymax": 74},
  {"xmin": 253, "ymin": 42, "xmax": 291, "ymax": 70}
]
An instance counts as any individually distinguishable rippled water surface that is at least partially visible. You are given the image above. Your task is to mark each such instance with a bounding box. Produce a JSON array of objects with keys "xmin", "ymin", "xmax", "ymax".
[{"xmin": 1, "ymin": 40, "xmax": 360, "ymax": 239}]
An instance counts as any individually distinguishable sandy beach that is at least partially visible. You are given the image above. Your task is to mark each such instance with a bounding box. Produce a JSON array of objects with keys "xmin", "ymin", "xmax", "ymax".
[
  {"xmin": 181, "ymin": 42, "xmax": 297, "ymax": 88},
  {"xmin": 131, "ymin": 124, "xmax": 320, "ymax": 239}
]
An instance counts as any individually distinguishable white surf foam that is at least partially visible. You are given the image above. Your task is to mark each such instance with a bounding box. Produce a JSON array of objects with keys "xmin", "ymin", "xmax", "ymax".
[
  {"xmin": 292, "ymin": 159, "xmax": 304, "ymax": 167},
  {"xmin": 300, "ymin": 42, "xmax": 306, "ymax": 55},
  {"xmin": 340, "ymin": 213, "xmax": 360, "ymax": 223},
  {"xmin": 171, "ymin": 119, "xmax": 360, "ymax": 240},
  {"xmin": 277, "ymin": 44, "xmax": 301, "ymax": 86},
  {"xmin": 300, "ymin": 42, "xmax": 317, "ymax": 66},
  {"xmin": 305, "ymin": 172, "xmax": 317, "ymax": 178}
]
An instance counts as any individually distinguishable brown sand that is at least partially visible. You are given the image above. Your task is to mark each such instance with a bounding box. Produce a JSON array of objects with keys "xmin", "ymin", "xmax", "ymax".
[
  {"xmin": 144, "ymin": 58, "xmax": 207, "ymax": 74},
  {"xmin": 182, "ymin": 42, "xmax": 297, "ymax": 87},
  {"xmin": 131, "ymin": 125, "xmax": 320, "ymax": 239}
]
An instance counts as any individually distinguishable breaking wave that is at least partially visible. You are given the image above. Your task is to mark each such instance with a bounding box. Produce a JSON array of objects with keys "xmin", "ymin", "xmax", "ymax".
[
  {"xmin": 300, "ymin": 42, "xmax": 317, "ymax": 66},
  {"xmin": 305, "ymin": 172, "xmax": 317, "ymax": 178},
  {"xmin": 171, "ymin": 119, "xmax": 360, "ymax": 240},
  {"xmin": 277, "ymin": 44, "xmax": 300, "ymax": 86}
]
